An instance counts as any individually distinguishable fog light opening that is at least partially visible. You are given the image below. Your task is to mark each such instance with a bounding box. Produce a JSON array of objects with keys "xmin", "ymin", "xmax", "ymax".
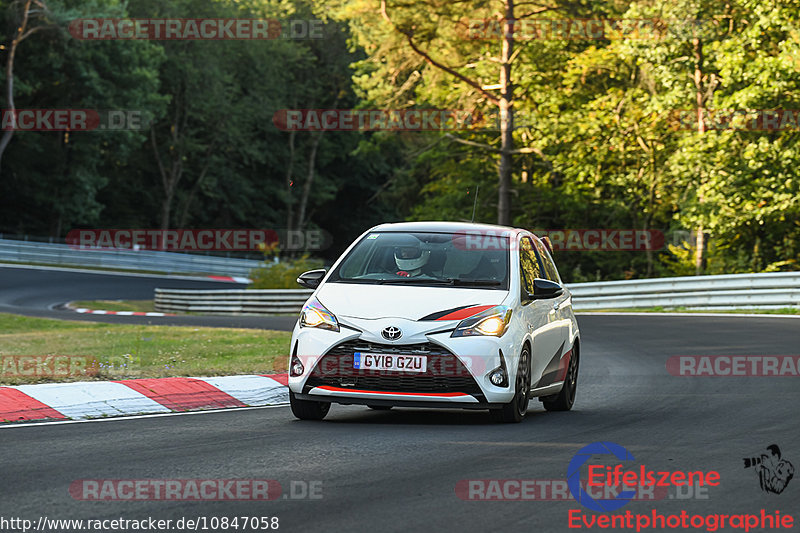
[
  {"xmin": 489, "ymin": 368, "xmax": 507, "ymax": 386},
  {"xmin": 290, "ymin": 356, "xmax": 305, "ymax": 377}
]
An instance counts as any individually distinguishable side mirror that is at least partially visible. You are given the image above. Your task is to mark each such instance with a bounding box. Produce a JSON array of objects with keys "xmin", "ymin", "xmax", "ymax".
[
  {"xmin": 528, "ymin": 278, "xmax": 563, "ymax": 300},
  {"xmin": 296, "ymin": 269, "xmax": 327, "ymax": 289}
]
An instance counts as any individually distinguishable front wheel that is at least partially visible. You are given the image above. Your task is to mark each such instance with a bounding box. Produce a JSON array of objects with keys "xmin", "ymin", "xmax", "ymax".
[
  {"xmin": 490, "ymin": 347, "xmax": 531, "ymax": 423},
  {"xmin": 290, "ymin": 391, "xmax": 331, "ymax": 420},
  {"xmin": 543, "ymin": 345, "xmax": 579, "ymax": 412}
]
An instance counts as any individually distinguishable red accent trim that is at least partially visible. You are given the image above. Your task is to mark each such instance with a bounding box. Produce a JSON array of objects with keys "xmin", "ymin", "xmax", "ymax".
[
  {"xmin": 115, "ymin": 377, "xmax": 246, "ymax": 411},
  {"xmin": 558, "ymin": 349, "xmax": 573, "ymax": 381},
  {"xmin": 315, "ymin": 386, "xmax": 469, "ymax": 398},
  {"xmin": 436, "ymin": 305, "xmax": 495, "ymax": 321},
  {"xmin": 208, "ymin": 275, "xmax": 234, "ymax": 281},
  {"xmin": 0, "ymin": 388, "xmax": 67, "ymax": 421}
]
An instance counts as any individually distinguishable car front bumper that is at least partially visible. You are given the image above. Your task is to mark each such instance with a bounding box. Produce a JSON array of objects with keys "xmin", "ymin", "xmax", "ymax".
[{"xmin": 288, "ymin": 318, "xmax": 523, "ymax": 406}]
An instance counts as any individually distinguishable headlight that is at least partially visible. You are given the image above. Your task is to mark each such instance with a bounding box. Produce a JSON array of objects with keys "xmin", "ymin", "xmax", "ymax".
[
  {"xmin": 300, "ymin": 297, "xmax": 339, "ymax": 332},
  {"xmin": 451, "ymin": 305, "xmax": 512, "ymax": 337}
]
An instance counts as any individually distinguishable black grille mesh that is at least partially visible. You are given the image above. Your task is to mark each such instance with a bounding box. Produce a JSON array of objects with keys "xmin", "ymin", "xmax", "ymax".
[{"xmin": 304, "ymin": 340, "xmax": 483, "ymax": 396}]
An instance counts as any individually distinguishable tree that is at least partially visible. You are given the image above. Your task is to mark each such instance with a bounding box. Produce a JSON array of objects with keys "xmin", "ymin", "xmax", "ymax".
[
  {"xmin": 322, "ymin": 0, "xmax": 580, "ymax": 225},
  {"xmin": 0, "ymin": 0, "xmax": 54, "ymax": 172}
]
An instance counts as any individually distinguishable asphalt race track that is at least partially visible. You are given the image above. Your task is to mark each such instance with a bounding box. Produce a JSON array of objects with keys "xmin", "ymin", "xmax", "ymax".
[
  {"xmin": 0, "ymin": 264, "xmax": 296, "ymax": 330},
  {"xmin": 2, "ymin": 313, "xmax": 798, "ymax": 532}
]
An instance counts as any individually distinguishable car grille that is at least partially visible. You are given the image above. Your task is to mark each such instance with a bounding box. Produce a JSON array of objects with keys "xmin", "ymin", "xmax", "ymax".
[{"xmin": 304, "ymin": 340, "xmax": 484, "ymax": 398}]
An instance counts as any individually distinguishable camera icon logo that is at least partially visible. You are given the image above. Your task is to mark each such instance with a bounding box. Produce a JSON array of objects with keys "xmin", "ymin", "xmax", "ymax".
[{"xmin": 743, "ymin": 444, "xmax": 794, "ymax": 494}]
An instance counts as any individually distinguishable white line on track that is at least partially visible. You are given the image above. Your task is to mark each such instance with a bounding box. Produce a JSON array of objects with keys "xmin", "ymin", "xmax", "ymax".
[
  {"xmin": 0, "ymin": 403, "xmax": 290, "ymax": 430},
  {"xmin": 576, "ymin": 312, "xmax": 800, "ymax": 319}
]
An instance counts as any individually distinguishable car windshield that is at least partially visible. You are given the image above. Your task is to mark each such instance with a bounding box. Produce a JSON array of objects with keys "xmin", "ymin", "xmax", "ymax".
[{"xmin": 327, "ymin": 231, "xmax": 510, "ymax": 290}]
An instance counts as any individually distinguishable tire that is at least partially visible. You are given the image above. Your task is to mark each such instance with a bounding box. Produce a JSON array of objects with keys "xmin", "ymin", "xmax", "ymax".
[
  {"xmin": 367, "ymin": 405, "xmax": 393, "ymax": 410},
  {"xmin": 290, "ymin": 391, "xmax": 331, "ymax": 420},
  {"xmin": 489, "ymin": 346, "xmax": 531, "ymax": 423},
  {"xmin": 543, "ymin": 345, "xmax": 579, "ymax": 412}
]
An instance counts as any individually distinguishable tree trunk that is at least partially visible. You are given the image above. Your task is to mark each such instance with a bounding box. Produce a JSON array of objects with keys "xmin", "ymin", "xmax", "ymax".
[
  {"xmin": 285, "ymin": 130, "xmax": 296, "ymax": 234},
  {"xmin": 0, "ymin": 0, "xmax": 35, "ymax": 173},
  {"xmin": 177, "ymin": 138, "xmax": 218, "ymax": 228},
  {"xmin": 160, "ymin": 191, "xmax": 173, "ymax": 233},
  {"xmin": 497, "ymin": 0, "xmax": 515, "ymax": 226},
  {"xmin": 296, "ymin": 130, "xmax": 324, "ymax": 232},
  {"xmin": 693, "ymin": 35, "xmax": 706, "ymax": 276}
]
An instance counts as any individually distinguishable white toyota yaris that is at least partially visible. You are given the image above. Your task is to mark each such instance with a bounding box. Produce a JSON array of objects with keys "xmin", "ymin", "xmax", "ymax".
[{"xmin": 287, "ymin": 222, "xmax": 580, "ymax": 423}]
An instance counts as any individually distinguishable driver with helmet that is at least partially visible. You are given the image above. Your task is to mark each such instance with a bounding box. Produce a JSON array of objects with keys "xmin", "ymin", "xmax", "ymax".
[{"xmin": 393, "ymin": 240, "xmax": 431, "ymax": 277}]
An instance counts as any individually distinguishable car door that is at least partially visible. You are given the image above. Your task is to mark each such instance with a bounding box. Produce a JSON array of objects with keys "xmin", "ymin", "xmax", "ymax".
[
  {"xmin": 518, "ymin": 236, "xmax": 564, "ymax": 389},
  {"xmin": 531, "ymin": 236, "xmax": 572, "ymax": 388}
]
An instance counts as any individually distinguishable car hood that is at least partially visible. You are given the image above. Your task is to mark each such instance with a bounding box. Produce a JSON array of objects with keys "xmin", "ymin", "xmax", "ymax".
[{"xmin": 315, "ymin": 282, "xmax": 509, "ymax": 321}]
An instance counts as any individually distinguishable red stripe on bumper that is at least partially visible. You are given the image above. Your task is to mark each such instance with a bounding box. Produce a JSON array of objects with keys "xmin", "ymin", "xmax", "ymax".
[
  {"xmin": 436, "ymin": 305, "xmax": 494, "ymax": 321},
  {"xmin": 0, "ymin": 388, "xmax": 67, "ymax": 421},
  {"xmin": 115, "ymin": 377, "xmax": 246, "ymax": 411},
  {"xmin": 315, "ymin": 386, "xmax": 470, "ymax": 398}
]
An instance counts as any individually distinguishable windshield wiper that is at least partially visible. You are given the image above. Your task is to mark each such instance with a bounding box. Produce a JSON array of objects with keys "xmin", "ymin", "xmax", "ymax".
[
  {"xmin": 444, "ymin": 278, "xmax": 502, "ymax": 286},
  {"xmin": 375, "ymin": 278, "xmax": 454, "ymax": 285},
  {"xmin": 376, "ymin": 278, "xmax": 502, "ymax": 286}
]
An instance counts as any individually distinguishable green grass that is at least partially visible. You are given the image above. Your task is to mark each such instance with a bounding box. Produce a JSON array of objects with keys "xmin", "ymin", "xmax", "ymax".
[
  {"xmin": 0, "ymin": 313, "xmax": 291, "ymax": 385},
  {"xmin": 578, "ymin": 307, "xmax": 800, "ymax": 315},
  {"xmin": 70, "ymin": 300, "xmax": 156, "ymax": 312}
]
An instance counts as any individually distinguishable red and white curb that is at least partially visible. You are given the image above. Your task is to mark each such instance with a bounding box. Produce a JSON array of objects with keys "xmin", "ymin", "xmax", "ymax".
[
  {"xmin": 208, "ymin": 275, "xmax": 252, "ymax": 284},
  {"xmin": 73, "ymin": 308, "xmax": 176, "ymax": 317},
  {"xmin": 0, "ymin": 374, "xmax": 288, "ymax": 423}
]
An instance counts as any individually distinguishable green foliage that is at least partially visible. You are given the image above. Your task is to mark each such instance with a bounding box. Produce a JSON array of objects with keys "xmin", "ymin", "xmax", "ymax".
[
  {"xmin": 1, "ymin": 0, "xmax": 799, "ymax": 280},
  {"xmin": 250, "ymin": 256, "xmax": 324, "ymax": 289}
]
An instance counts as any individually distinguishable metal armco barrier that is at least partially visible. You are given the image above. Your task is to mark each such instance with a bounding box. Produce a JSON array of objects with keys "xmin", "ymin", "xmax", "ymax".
[
  {"xmin": 568, "ymin": 272, "xmax": 800, "ymax": 310},
  {"xmin": 153, "ymin": 272, "xmax": 800, "ymax": 316},
  {"xmin": 0, "ymin": 238, "xmax": 263, "ymax": 277},
  {"xmin": 155, "ymin": 288, "xmax": 313, "ymax": 315}
]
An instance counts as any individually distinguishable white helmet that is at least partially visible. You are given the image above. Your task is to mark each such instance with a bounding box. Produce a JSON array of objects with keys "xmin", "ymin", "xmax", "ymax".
[{"xmin": 394, "ymin": 243, "xmax": 431, "ymax": 271}]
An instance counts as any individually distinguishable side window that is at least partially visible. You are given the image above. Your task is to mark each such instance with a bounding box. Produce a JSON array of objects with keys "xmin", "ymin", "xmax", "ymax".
[
  {"xmin": 533, "ymin": 238, "xmax": 561, "ymax": 283},
  {"xmin": 519, "ymin": 237, "xmax": 541, "ymax": 295}
]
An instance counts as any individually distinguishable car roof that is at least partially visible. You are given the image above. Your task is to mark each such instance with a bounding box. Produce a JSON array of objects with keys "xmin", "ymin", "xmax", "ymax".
[{"xmin": 369, "ymin": 221, "xmax": 526, "ymax": 234}]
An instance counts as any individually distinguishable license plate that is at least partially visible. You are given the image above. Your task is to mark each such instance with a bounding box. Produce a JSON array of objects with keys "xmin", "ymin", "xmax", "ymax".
[{"xmin": 353, "ymin": 353, "xmax": 427, "ymax": 373}]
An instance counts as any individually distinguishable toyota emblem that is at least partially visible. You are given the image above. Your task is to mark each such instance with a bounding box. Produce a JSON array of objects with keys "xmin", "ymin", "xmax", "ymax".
[{"xmin": 381, "ymin": 326, "xmax": 403, "ymax": 341}]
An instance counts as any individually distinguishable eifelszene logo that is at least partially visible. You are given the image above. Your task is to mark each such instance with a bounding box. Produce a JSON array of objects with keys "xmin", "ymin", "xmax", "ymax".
[
  {"xmin": 568, "ymin": 442, "xmax": 637, "ymax": 511},
  {"xmin": 744, "ymin": 444, "xmax": 794, "ymax": 495},
  {"xmin": 567, "ymin": 441, "xmax": 721, "ymax": 512}
]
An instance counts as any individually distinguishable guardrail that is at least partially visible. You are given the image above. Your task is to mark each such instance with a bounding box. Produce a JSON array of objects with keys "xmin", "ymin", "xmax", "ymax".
[
  {"xmin": 569, "ymin": 271, "xmax": 800, "ymax": 310},
  {"xmin": 155, "ymin": 288, "xmax": 313, "ymax": 315},
  {"xmin": 0, "ymin": 238, "xmax": 264, "ymax": 277},
  {"xmin": 152, "ymin": 272, "xmax": 800, "ymax": 316}
]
